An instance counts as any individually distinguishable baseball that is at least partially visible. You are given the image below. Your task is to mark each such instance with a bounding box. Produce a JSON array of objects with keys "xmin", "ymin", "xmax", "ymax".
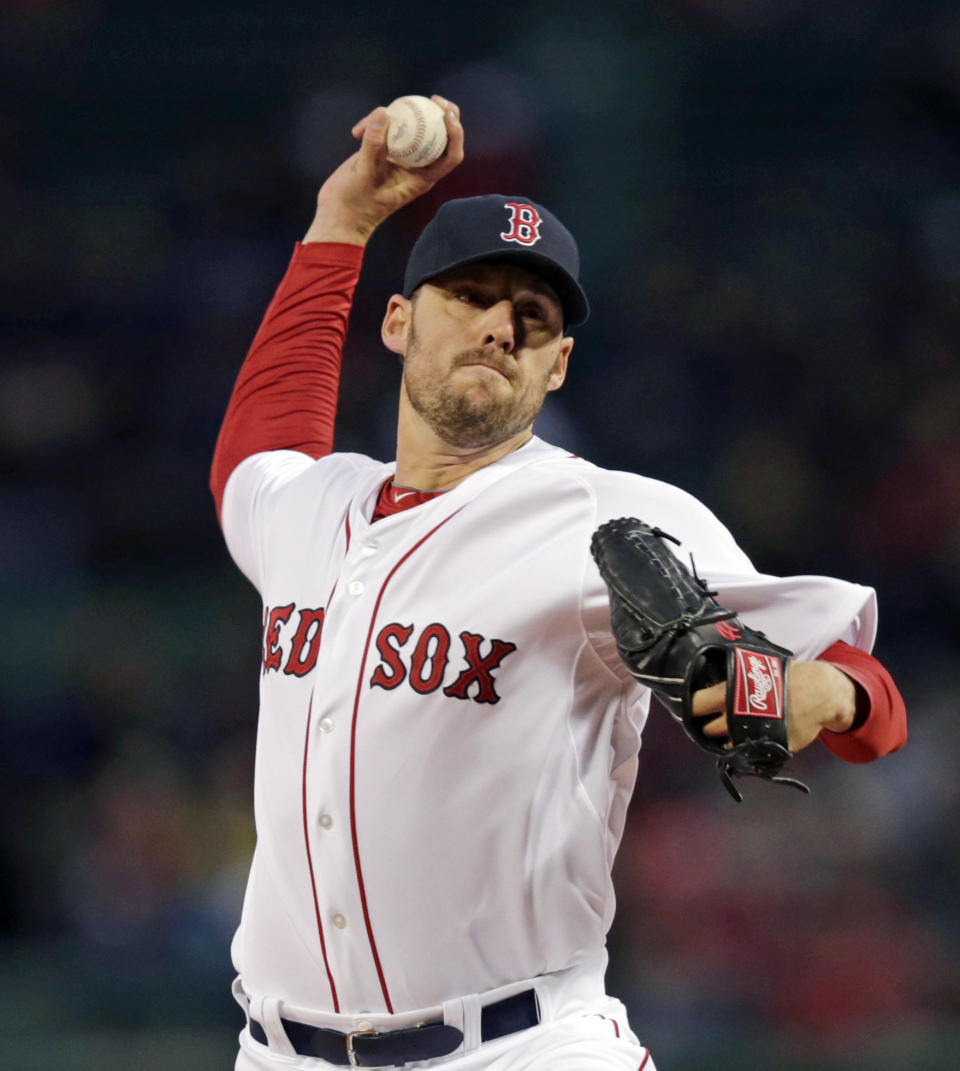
[{"xmin": 385, "ymin": 95, "xmax": 448, "ymax": 168}]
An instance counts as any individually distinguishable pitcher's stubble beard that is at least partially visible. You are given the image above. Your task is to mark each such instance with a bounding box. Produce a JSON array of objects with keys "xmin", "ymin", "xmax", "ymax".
[{"xmin": 401, "ymin": 320, "xmax": 555, "ymax": 450}]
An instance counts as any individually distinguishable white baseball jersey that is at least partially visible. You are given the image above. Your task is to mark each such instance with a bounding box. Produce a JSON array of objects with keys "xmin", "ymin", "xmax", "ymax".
[{"xmin": 219, "ymin": 433, "xmax": 877, "ymax": 1019}]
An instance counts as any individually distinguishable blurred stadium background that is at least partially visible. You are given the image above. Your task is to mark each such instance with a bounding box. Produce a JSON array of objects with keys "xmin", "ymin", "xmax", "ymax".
[{"xmin": 2, "ymin": 0, "xmax": 958, "ymax": 1068}]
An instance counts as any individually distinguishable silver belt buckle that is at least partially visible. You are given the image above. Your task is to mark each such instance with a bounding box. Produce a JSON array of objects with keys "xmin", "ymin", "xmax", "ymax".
[{"xmin": 346, "ymin": 1027, "xmax": 378, "ymax": 1068}]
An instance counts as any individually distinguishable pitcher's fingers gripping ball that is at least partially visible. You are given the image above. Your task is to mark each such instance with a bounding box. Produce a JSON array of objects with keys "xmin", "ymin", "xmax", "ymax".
[
  {"xmin": 385, "ymin": 95, "xmax": 449, "ymax": 167},
  {"xmin": 590, "ymin": 517, "xmax": 810, "ymax": 802}
]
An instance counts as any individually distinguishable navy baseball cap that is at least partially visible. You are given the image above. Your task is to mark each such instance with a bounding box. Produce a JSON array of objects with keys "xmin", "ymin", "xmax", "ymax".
[{"xmin": 403, "ymin": 194, "xmax": 589, "ymax": 326}]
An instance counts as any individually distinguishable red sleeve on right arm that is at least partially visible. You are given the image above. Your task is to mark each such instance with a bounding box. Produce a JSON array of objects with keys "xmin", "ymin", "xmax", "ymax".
[
  {"xmin": 816, "ymin": 640, "xmax": 908, "ymax": 763},
  {"xmin": 209, "ymin": 241, "xmax": 364, "ymax": 521}
]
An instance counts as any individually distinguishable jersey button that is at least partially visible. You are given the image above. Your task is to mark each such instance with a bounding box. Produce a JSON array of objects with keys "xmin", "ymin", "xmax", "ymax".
[
  {"xmin": 348, "ymin": 580, "xmax": 364, "ymax": 596},
  {"xmin": 332, "ymin": 913, "xmax": 347, "ymax": 929},
  {"xmin": 318, "ymin": 813, "xmax": 333, "ymax": 830},
  {"xmin": 318, "ymin": 717, "xmax": 334, "ymax": 734}
]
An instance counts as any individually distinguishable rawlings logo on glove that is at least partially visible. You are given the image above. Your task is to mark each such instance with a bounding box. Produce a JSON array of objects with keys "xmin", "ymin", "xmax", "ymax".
[
  {"xmin": 590, "ymin": 517, "xmax": 810, "ymax": 802},
  {"xmin": 733, "ymin": 649, "xmax": 784, "ymax": 718}
]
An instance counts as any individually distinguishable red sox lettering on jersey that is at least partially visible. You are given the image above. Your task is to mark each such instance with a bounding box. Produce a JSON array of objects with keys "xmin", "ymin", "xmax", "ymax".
[
  {"xmin": 262, "ymin": 603, "xmax": 325, "ymax": 677},
  {"xmin": 369, "ymin": 622, "xmax": 516, "ymax": 703},
  {"xmin": 261, "ymin": 603, "xmax": 517, "ymax": 702}
]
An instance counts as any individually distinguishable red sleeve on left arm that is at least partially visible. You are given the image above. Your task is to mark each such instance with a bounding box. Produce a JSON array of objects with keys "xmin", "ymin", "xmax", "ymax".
[{"xmin": 815, "ymin": 640, "xmax": 907, "ymax": 763}]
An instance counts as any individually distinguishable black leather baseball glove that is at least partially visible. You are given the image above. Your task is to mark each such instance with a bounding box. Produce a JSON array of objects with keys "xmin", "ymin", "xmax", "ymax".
[{"xmin": 590, "ymin": 517, "xmax": 809, "ymax": 802}]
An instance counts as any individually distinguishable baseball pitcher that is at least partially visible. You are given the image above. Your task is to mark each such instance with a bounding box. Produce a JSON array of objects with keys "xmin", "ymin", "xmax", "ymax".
[{"xmin": 210, "ymin": 96, "xmax": 907, "ymax": 1070}]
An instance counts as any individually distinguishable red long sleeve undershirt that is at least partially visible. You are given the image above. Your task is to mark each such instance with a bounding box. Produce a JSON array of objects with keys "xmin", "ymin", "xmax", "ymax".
[
  {"xmin": 209, "ymin": 241, "xmax": 906, "ymax": 763},
  {"xmin": 816, "ymin": 640, "xmax": 906, "ymax": 760},
  {"xmin": 210, "ymin": 241, "xmax": 364, "ymax": 518}
]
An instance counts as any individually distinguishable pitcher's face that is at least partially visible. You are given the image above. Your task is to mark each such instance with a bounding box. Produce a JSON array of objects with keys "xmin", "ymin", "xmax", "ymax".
[{"xmin": 386, "ymin": 262, "xmax": 573, "ymax": 450}]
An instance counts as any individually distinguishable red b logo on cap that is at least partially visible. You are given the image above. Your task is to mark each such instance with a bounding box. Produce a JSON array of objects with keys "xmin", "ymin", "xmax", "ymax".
[{"xmin": 501, "ymin": 202, "xmax": 542, "ymax": 246}]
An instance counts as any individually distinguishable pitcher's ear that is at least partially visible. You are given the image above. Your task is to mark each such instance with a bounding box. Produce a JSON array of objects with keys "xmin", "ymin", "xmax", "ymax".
[
  {"xmin": 547, "ymin": 337, "xmax": 574, "ymax": 392},
  {"xmin": 381, "ymin": 294, "xmax": 412, "ymax": 355}
]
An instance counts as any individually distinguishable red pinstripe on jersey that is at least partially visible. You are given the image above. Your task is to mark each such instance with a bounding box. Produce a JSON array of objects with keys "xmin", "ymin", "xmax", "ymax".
[
  {"xmin": 348, "ymin": 507, "xmax": 466, "ymax": 1013},
  {"xmin": 594, "ymin": 1013, "xmax": 621, "ymax": 1037}
]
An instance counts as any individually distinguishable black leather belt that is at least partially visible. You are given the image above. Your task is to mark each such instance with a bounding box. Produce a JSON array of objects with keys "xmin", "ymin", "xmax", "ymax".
[{"xmin": 249, "ymin": 988, "xmax": 539, "ymax": 1067}]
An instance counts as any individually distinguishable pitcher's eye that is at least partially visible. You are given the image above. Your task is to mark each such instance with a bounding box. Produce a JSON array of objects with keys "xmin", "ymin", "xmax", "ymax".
[{"xmin": 454, "ymin": 289, "xmax": 484, "ymax": 306}]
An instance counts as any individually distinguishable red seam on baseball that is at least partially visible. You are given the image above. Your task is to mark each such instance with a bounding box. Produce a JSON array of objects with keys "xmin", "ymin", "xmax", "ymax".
[{"xmin": 394, "ymin": 98, "xmax": 427, "ymax": 159}]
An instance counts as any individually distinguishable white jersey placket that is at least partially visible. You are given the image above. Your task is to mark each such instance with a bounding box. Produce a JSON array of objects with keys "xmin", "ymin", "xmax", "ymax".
[{"xmin": 303, "ymin": 494, "xmax": 466, "ymax": 1014}]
